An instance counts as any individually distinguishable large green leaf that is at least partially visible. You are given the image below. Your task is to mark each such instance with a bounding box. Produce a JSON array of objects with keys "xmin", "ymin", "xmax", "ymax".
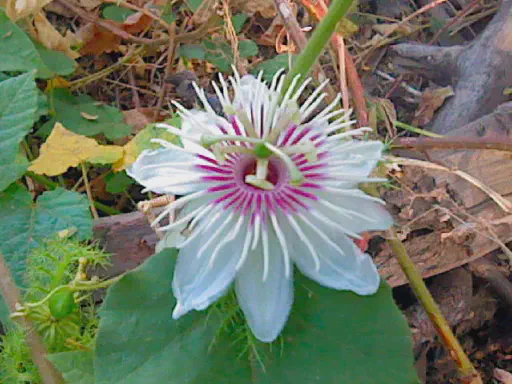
[
  {"xmin": 0, "ymin": 10, "xmax": 53, "ymax": 78},
  {"xmin": 48, "ymin": 351, "xmax": 95, "ymax": 384},
  {"xmin": 94, "ymin": 249, "xmax": 227, "ymax": 384},
  {"xmin": 95, "ymin": 249, "xmax": 419, "ymax": 384},
  {"xmin": 0, "ymin": 71, "xmax": 38, "ymax": 191},
  {"xmin": 0, "ymin": 185, "xmax": 92, "ymax": 284},
  {"xmin": 39, "ymin": 89, "xmax": 132, "ymax": 140}
]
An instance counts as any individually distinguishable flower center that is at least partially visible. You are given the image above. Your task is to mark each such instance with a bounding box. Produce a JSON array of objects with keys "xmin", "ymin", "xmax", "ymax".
[{"xmin": 235, "ymin": 155, "xmax": 289, "ymax": 192}]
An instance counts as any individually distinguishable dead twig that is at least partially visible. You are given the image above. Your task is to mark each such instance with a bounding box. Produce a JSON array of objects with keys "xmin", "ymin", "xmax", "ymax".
[
  {"xmin": 273, "ymin": 0, "xmax": 337, "ymax": 103},
  {"xmin": 54, "ymin": 0, "xmax": 220, "ymax": 46},
  {"xmin": 470, "ymin": 258, "xmax": 512, "ymax": 308},
  {"xmin": 153, "ymin": 22, "xmax": 177, "ymax": 120},
  {"xmin": 396, "ymin": 136, "xmax": 512, "ymax": 153},
  {"xmin": 300, "ymin": 0, "xmax": 369, "ymax": 126},
  {"xmin": 389, "ymin": 156, "xmax": 512, "ymax": 213}
]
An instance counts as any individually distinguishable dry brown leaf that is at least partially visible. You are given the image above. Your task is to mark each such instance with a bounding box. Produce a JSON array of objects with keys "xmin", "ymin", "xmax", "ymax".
[
  {"xmin": 494, "ymin": 368, "xmax": 512, "ymax": 384},
  {"xmin": 29, "ymin": 123, "xmax": 123, "ymax": 176},
  {"xmin": 79, "ymin": 11, "xmax": 152, "ymax": 56},
  {"xmin": 80, "ymin": 112, "xmax": 98, "ymax": 120},
  {"xmin": 233, "ymin": 0, "xmax": 276, "ymax": 18},
  {"xmin": 74, "ymin": 0, "xmax": 101, "ymax": 9},
  {"xmin": 373, "ymin": 22, "xmax": 414, "ymax": 36},
  {"xmin": 375, "ymin": 98, "xmax": 397, "ymax": 137},
  {"xmin": 79, "ymin": 23, "xmax": 122, "ymax": 56},
  {"xmin": 31, "ymin": 12, "xmax": 80, "ymax": 59},
  {"xmin": 122, "ymin": 108, "xmax": 157, "ymax": 133},
  {"xmin": 5, "ymin": 0, "xmax": 53, "ymax": 20},
  {"xmin": 413, "ymin": 85, "xmax": 454, "ymax": 126}
]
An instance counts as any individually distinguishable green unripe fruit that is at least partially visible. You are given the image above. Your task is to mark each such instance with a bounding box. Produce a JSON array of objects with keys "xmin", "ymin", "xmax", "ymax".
[{"xmin": 49, "ymin": 288, "xmax": 76, "ymax": 320}]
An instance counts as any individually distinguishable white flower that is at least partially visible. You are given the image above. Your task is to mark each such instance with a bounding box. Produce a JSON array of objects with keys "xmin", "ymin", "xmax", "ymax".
[{"xmin": 128, "ymin": 70, "xmax": 393, "ymax": 342}]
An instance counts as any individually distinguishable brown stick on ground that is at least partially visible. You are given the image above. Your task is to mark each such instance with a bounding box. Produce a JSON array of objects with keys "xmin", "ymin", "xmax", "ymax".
[
  {"xmin": 0, "ymin": 251, "xmax": 63, "ymax": 384},
  {"xmin": 391, "ymin": 0, "xmax": 512, "ymax": 134}
]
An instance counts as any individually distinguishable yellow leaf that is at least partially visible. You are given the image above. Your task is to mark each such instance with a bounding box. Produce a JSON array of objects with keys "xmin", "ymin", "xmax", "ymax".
[
  {"xmin": 46, "ymin": 76, "xmax": 71, "ymax": 90},
  {"xmin": 5, "ymin": 0, "xmax": 54, "ymax": 21},
  {"xmin": 112, "ymin": 122, "xmax": 177, "ymax": 171},
  {"xmin": 31, "ymin": 12, "xmax": 80, "ymax": 59},
  {"xmin": 29, "ymin": 123, "xmax": 123, "ymax": 176}
]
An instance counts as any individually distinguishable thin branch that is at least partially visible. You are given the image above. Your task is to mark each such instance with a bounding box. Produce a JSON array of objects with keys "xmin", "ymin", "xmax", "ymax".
[
  {"xmin": 396, "ymin": 136, "xmax": 512, "ymax": 152},
  {"xmin": 300, "ymin": 0, "xmax": 369, "ymax": 126},
  {"xmin": 153, "ymin": 22, "xmax": 177, "ymax": 120},
  {"xmin": 80, "ymin": 162, "xmax": 99, "ymax": 220},
  {"xmin": 0, "ymin": 251, "xmax": 63, "ymax": 384},
  {"xmin": 274, "ymin": 0, "xmax": 339, "ymax": 102},
  {"xmin": 385, "ymin": 228, "xmax": 483, "ymax": 384},
  {"xmin": 54, "ymin": 0, "xmax": 220, "ymax": 46},
  {"xmin": 388, "ymin": 155, "xmax": 512, "ymax": 213}
]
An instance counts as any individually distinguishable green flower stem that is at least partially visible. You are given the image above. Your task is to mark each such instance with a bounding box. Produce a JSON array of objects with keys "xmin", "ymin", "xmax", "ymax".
[
  {"xmin": 26, "ymin": 172, "xmax": 121, "ymax": 216},
  {"xmin": 386, "ymin": 228, "xmax": 482, "ymax": 383},
  {"xmin": 280, "ymin": 0, "xmax": 354, "ymax": 96},
  {"xmin": 363, "ymin": 181, "xmax": 481, "ymax": 383}
]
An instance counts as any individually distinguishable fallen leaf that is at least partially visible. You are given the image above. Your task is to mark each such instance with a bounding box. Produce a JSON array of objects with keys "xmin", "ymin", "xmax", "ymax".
[
  {"xmin": 5, "ymin": 0, "xmax": 53, "ymax": 20},
  {"xmin": 413, "ymin": 85, "xmax": 454, "ymax": 126},
  {"xmin": 29, "ymin": 123, "xmax": 123, "ymax": 176},
  {"xmin": 79, "ymin": 22, "xmax": 122, "ymax": 56},
  {"xmin": 374, "ymin": 98, "xmax": 397, "ymax": 137},
  {"xmin": 494, "ymin": 368, "xmax": 512, "ymax": 384},
  {"xmin": 122, "ymin": 11, "xmax": 152, "ymax": 34},
  {"xmin": 232, "ymin": 0, "xmax": 276, "ymax": 18},
  {"xmin": 31, "ymin": 12, "xmax": 79, "ymax": 59},
  {"xmin": 80, "ymin": 111, "xmax": 98, "ymax": 120},
  {"xmin": 373, "ymin": 22, "xmax": 414, "ymax": 36},
  {"xmin": 122, "ymin": 108, "xmax": 159, "ymax": 133}
]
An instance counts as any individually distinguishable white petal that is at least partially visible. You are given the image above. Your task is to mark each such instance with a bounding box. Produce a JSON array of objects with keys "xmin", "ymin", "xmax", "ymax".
[
  {"xmin": 325, "ymin": 140, "xmax": 384, "ymax": 180},
  {"xmin": 171, "ymin": 212, "xmax": 248, "ymax": 318},
  {"xmin": 127, "ymin": 148, "xmax": 208, "ymax": 195},
  {"xmin": 283, "ymin": 212, "xmax": 380, "ymax": 295},
  {"xmin": 315, "ymin": 189, "xmax": 393, "ymax": 233},
  {"xmin": 235, "ymin": 227, "xmax": 294, "ymax": 342}
]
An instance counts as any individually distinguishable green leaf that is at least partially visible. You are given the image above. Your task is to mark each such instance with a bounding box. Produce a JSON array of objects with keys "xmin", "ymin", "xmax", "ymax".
[
  {"xmin": 179, "ymin": 44, "xmax": 206, "ymax": 60},
  {"xmin": 39, "ymin": 89, "xmax": 132, "ymax": 140},
  {"xmin": 94, "ymin": 249, "xmax": 418, "ymax": 384},
  {"xmin": 0, "ymin": 185, "xmax": 92, "ymax": 285},
  {"xmin": 94, "ymin": 249, "xmax": 225, "ymax": 384},
  {"xmin": 0, "ymin": 10, "xmax": 53, "ymax": 78},
  {"xmin": 203, "ymin": 38, "xmax": 233, "ymax": 73},
  {"xmin": 49, "ymin": 351, "xmax": 95, "ymax": 384},
  {"xmin": 35, "ymin": 43, "xmax": 76, "ymax": 76},
  {"xmin": 185, "ymin": 0, "xmax": 205, "ymax": 12},
  {"xmin": 232, "ymin": 14, "xmax": 248, "ymax": 34},
  {"xmin": 239, "ymin": 40, "xmax": 259, "ymax": 58},
  {"xmin": 105, "ymin": 171, "xmax": 134, "ymax": 194},
  {"xmin": 102, "ymin": 4, "xmax": 136, "ymax": 22},
  {"xmin": 0, "ymin": 152, "xmax": 29, "ymax": 192},
  {"xmin": 0, "ymin": 71, "xmax": 38, "ymax": 191},
  {"xmin": 253, "ymin": 54, "xmax": 295, "ymax": 81}
]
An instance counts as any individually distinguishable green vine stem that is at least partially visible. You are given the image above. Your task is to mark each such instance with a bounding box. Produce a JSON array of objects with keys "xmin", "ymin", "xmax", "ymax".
[
  {"xmin": 386, "ymin": 228, "xmax": 482, "ymax": 384},
  {"xmin": 0, "ymin": 251, "xmax": 64, "ymax": 384},
  {"xmin": 280, "ymin": 0, "xmax": 354, "ymax": 95},
  {"xmin": 363, "ymin": 179, "xmax": 481, "ymax": 383},
  {"xmin": 27, "ymin": 172, "xmax": 121, "ymax": 216},
  {"xmin": 15, "ymin": 274, "xmax": 125, "ymax": 313}
]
